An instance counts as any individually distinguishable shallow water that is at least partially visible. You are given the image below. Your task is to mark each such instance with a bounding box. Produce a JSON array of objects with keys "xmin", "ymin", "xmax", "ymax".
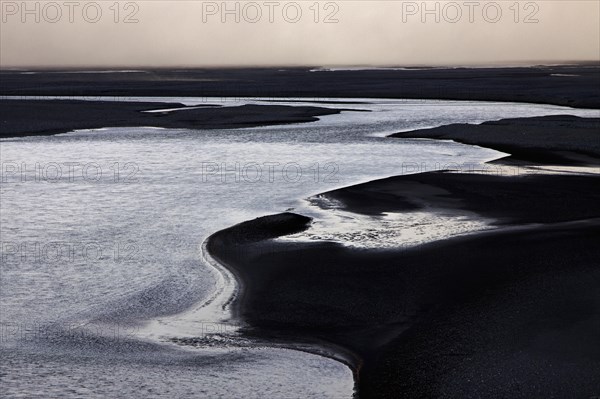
[{"xmin": 1, "ymin": 98, "xmax": 597, "ymax": 397}]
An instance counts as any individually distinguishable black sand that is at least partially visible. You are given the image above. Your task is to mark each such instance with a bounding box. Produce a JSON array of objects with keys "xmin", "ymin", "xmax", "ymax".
[
  {"xmin": 209, "ymin": 173, "xmax": 600, "ymax": 398},
  {"xmin": 0, "ymin": 100, "xmax": 342, "ymax": 137}
]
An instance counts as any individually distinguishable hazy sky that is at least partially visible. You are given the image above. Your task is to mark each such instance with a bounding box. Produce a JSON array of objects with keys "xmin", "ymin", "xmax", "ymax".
[{"xmin": 1, "ymin": 1, "xmax": 598, "ymax": 67}]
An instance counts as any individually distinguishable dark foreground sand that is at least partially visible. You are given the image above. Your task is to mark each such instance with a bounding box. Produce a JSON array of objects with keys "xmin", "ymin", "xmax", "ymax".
[
  {"xmin": 208, "ymin": 116, "xmax": 600, "ymax": 398},
  {"xmin": 209, "ymin": 177, "xmax": 600, "ymax": 398}
]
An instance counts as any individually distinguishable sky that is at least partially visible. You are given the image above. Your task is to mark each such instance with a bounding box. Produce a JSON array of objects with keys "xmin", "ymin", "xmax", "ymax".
[{"xmin": 1, "ymin": 0, "xmax": 599, "ymax": 67}]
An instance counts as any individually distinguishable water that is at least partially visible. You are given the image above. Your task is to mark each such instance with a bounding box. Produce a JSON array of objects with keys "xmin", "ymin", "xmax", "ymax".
[{"xmin": 1, "ymin": 98, "xmax": 597, "ymax": 398}]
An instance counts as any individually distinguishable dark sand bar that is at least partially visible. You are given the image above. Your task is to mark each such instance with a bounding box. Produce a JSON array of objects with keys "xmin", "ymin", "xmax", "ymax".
[
  {"xmin": 391, "ymin": 115, "xmax": 600, "ymax": 166},
  {"xmin": 0, "ymin": 100, "xmax": 342, "ymax": 137}
]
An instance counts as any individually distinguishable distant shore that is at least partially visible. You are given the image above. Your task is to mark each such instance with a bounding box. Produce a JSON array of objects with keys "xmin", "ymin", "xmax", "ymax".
[
  {"xmin": 1, "ymin": 64, "xmax": 599, "ymax": 108},
  {"xmin": 3, "ymin": 65, "xmax": 598, "ymax": 138}
]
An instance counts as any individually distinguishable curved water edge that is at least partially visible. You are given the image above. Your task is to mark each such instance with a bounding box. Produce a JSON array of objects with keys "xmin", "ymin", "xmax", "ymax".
[
  {"xmin": 148, "ymin": 226, "xmax": 364, "ymax": 392},
  {"xmin": 210, "ymin": 235, "xmax": 364, "ymax": 373},
  {"xmin": 136, "ymin": 238, "xmax": 241, "ymax": 341},
  {"xmin": 188, "ymin": 153, "xmax": 509, "ymax": 388}
]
